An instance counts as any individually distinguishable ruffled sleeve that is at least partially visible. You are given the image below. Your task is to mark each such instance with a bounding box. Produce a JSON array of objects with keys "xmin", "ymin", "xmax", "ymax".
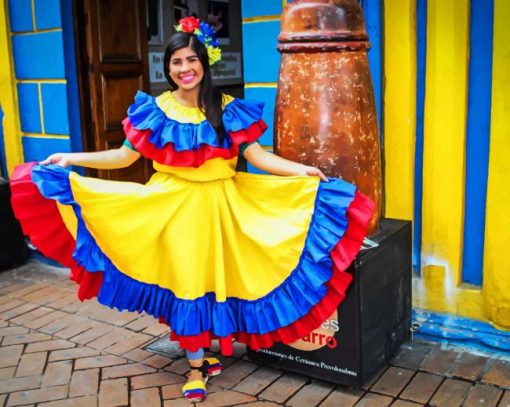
[{"xmin": 122, "ymin": 91, "xmax": 267, "ymax": 167}]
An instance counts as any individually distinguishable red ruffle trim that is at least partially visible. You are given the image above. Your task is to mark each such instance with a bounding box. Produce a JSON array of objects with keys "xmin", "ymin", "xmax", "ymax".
[
  {"xmin": 10, "ymin": 163, "xmax": 103, "ymax": 301},
  {"xmin": 123, "ymin": 118, "xmax": 267, "ymax": 167},
  {"xmin": 168, "ymin": 191, "xmax": 374, "ymax": 355}
]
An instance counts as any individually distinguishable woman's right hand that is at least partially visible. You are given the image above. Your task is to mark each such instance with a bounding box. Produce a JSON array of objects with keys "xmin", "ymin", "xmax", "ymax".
[{"xmin": 40, "ymin": 153, "xmax": 74, "ymax": 167}]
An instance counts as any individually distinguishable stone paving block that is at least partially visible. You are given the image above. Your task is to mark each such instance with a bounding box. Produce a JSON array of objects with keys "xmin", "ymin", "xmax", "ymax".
[
  {"xmin": 482, "ymin": 360, "xmax": 510, "ymax": 388},
  {"xmin": 142, "ymin": 354, "xmax": 174, "ymax": 369},
  {"xmin": 361, "ymin": 365, "xmax": 389, "ymax": 390},
  {"xmin": 421, "ymin": 348, "xmax": 459, "ymax": 376},
  {"xmin": 142, "ymin": 323, "xmax": 170, "ymax": 337},
  {"xmin": 131, "ymin": 387, "xmax": 162, "ymax": 407},
  {"xmin": 0, "ymin": 302, "xmax": 39, "ymax": 320},
  {"xmin": 6, "ymin": 384, "xmax": 68, "ymax": 406},
  {"xmin": 0, "ymin": 326, "xmax": 29, "ymax": 337},
  {"xmin": 125, "ymin": 316, "xmax": 158, "ymax": 332},
  {"xmin": 15, "ymin": 351, "xmax": 47, "ymax": 377},
  {"xmin": 123, "ymin": 348, "xmax": 153, "ymax": 362},
  {"xmin": 429, "ymin": 378, "xmax": 472, "ymax": 407},
  {"xmin": 54, "ymin": 319, "xmax": 96, "ymax": 340},
  {"xmin": 0, "ymin": 375, "xmax": 42, "ymax": 394},
  {"xmin": 241, "ymin": 402, "xmax": 281, "ymax": 407},
  {"xmin": 8, "ymin": 283, "xmax": 47, "ymax": 299},
  {"xmin": 45, "ymin": 293, "xmax": 79, "ymax": 310},
  {"xmin": 131, "ymin": 372, "xmax": 185, "ymax": 389},
  {"xmin": 0, "ymin": 367, "xmax": 16, "ymax": 380},
  {"xmin": 69, "ymin": 368, "xmax": 99, "ymax": 397},
  {"xmin": 451, "ymin": 353, "xmax": 489, "ymax": 381},
  {"xmin": 392, "ymin": 400, "xmax": 423, "ymax": 406},
  {"xmin": 259, "ymin": 372, "xmax": 308, "ymax": 403},
  {"xmin": 70, "ymin": 324, "xmax": 111, "ymax": 345},
  {"xmin": 319, "ymin": 387, "xmax": 364, "ymax": 406},
  {"xmin": 463, "ymin": 383, "xmax": 503, "ymax": 407},
  {"xmin": 399, "ymin": 372, "xmax": 443, "ymax": 404},
  {"xmin": 232, "ymin": 366, "xmax": 281, "ymax": 395},
  {"xmin": 25, "ymin": 339, "xmax": 75, "ymax": 353},
  {"xmin": 0, "ymin": 320, "xmax": 8, "ymax": 328},
  {"xmin": 0, "ymin": 394, "xmax": 5, "ymax": 407},
  {"xmin": 199, "ymin": 390, "xmax": 257, "ymax": 406},
  {"xmin": 9, "ymin": 307, "xmax": 54, "ymax": 326},
  {"xmin": 98, "ymin": 378, "xmax": 128, "ymax": 407},
  {"xmin": 163, "ymin": 399, "xmax": 191, "ymax": 407},
  {"xmin": 391, "ymin": 341, "xmax": 437, "ymax": 370},
  {"xmin": 102, "ymin": 363, "xmax": 156, "ymax": 379},
  {"xmin": 371, "ymin": 366, "xmax": 414, "ymax": 397},
  {"xmin": 2, "ymin": 332, "xmax": 52, "ymax": 346},
  {"xmin": 39, "ymin": 395, "xmax": 99, "ymax": 406},
  {"xmin": 164, "ymin": 357, "xmax": 192, "ymax": 375},
  {"xmin": 354, "ymin": 392, "xmax": 393, "ymax": 406},
  {"xmin": 38, "ymin": 314, "xmax": 81, "ymax": 335},
  {"xmin": 42, "ymin": 360, "xmax": 73, "ymax": 387},
  {"xmin": 24, "ymin": 310, "xmax": 69, "ymax": 330},
  {"xmin": 286, "ymin": 379, "xmax": 335, "ymax": 406},
  {"xmin": 75, "ymin": 355, "xmax": 127, "ymax": 370},
  {"xmin": 0, "ymin": 345, "xmax": 24, "ymax": 368},
  {"xmin": 48, "ymin": 347, "xmax": 100, "ymax": 362},
  {"xmin": 0, "ymin": 300, "xmax": 24, "ymax": 314},
  {"xmin": 87, "ymin": 328, "xmax": 133, "ymax": 351},
  {"xmin": 209, "ymin": 360, "xmax": 259, "ymax": 389},
  {"xmin": 499, "ymin": 390, "xmax": 510, "ymax": 406},
  {"xmin": 103, "ymin": 333, "xmax": 153, "ymax": 356},
  {"xmin": 92, "ymin": 308, "xmax": 140, "ymax": 327}
]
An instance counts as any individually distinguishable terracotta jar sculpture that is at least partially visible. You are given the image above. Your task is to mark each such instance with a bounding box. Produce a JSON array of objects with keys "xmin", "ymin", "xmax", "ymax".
[{"xmin": 274, "ymin": 0, "xmax": 382, "ymax": 234}]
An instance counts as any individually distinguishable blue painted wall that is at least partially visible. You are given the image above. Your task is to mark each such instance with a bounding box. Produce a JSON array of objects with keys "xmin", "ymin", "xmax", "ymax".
[{"xmin": 8, "ymin": 0, "xmax": 81, "ymax": 162}]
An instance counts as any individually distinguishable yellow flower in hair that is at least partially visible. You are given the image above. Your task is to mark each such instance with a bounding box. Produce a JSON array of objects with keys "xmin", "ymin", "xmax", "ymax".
[{"xmin": 207, "ymin": 45, "xmax": 222, "ymax": 66}]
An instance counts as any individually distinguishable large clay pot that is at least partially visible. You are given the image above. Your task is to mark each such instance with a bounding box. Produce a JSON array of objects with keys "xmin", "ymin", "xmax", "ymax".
[{"xmin": 274, "ymin": 0, "xmax": 382, "ymax": 234}]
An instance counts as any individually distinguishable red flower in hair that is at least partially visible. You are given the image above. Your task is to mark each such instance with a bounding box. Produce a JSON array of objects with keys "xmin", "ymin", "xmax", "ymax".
[{"xmin": 178, "ymin": 16, "xmax": 200, "ymax": 33}]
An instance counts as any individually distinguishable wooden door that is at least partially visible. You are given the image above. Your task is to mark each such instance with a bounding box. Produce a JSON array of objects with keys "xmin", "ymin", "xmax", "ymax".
[{"xmin": 80, "ymin": 0, "xmax": 151, "ymax": 182}]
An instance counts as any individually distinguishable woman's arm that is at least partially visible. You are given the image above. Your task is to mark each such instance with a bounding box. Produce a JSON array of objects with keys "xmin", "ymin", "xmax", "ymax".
[
  {"xmin": 40, "ymin": 146, "xmax": 141, "ymax": 170},
  {"xmin": 244, "ymin": 143, "xmax": 328, "ymax": 182}
]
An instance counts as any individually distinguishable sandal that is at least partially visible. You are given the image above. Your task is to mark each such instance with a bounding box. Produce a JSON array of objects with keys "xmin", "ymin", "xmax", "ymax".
[{"xmin": 182, "ymin": 358, "xmax": 222, "ymax": 402}]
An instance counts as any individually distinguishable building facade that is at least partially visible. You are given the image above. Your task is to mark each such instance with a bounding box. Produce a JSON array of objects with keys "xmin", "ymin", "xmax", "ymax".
[{"xmin": 1, "ymin": 0, "xmax": 509, "ymax": 347}]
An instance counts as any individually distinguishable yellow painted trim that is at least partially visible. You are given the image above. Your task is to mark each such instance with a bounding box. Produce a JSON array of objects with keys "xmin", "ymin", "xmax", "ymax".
[
  {"xmin": 23, "ymin": 134, "xmax": 69, "ymax": 140},
  {"xmin": 421, "ymin": 1, "xmax": 468, "ymax": 287},
  {"xmin": 383, "ymin": 0, "xmax": 416, "ymax": 221},
  {"xmin": 11, "ymin": 28, "xmax": 62, "ymax": 35},
  {"xmin": 482, "ymin": 0, "xmax": 510, "ymax": 329},
  {"xmin": 244, "ymin": 82, "xmax": 277, "ymax": 88},
  {"xmin": 37, "ymin": 83, "xmax": 45, "ymax": 133},
  {"xmin": 242, "ymin": 15, "xmax": 280, "ymax": 24},
  {"xmin": 0, "ymin": 0, "xmax": 23, "ymax": 174},
  {"xmin": 17, "ymin": 79, "xmax": 67, "ymax": 84},
  {"xmin": 31, "ymin": 0, "xmax": 36, "ymax": 30},
  {"xmin": 413, "ymin": 267, "xmax": 484, "ymax": 322}
]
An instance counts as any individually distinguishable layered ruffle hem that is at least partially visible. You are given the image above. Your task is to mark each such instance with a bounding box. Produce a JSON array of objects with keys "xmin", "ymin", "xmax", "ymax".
[
  {"xmin": 123, "ymin": 91, "xmax": 267, "ymax": 167},
  {"xmin": 10, "ymin": 162, "xmax": 373, "ymax": 355}
]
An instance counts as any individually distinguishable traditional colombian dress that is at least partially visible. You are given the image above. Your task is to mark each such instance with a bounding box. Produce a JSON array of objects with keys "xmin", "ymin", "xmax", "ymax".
[{"xmin": 10, "ymin": 90, "xmax": 374, "ymax": 356}]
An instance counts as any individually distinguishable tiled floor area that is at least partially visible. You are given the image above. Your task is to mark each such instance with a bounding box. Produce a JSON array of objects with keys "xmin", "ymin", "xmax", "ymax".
[{"xmin": 0, "ymin": 261, "xmax": 509, "ymax": 406}]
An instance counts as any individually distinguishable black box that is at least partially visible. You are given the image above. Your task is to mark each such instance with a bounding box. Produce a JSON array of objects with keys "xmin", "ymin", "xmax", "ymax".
[{"xmin": 247, "ymin": 218, "xmax": 412, "ymax": 387}]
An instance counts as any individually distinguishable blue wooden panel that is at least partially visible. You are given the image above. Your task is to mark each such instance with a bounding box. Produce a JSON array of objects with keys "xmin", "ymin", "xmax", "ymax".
[
  {"xmin": 361, "ymin": 0, "xmax": 383, "ymax": 135},
  {"xmin": 461, "ymin": 0, "xmax": 494, "ymax": 285},
  {"xmin": 61, "ymin": 0, "xmax": 83, "ymax": 156},
  {"xmin": 17, "ymin": 83, "xmax": 42, "ymax": 133},
  {"xmin": 414, "ymin": 0, "xmax": 427, "ymax": 272},
  {"xmin": 41, "ymin": 84, "xmax": 69, "ymax": 135},
  {"xmin": 22, "ymin": 136, "xmax": 71, "ymax": 162},
  {"xmin": 8, "ymin": 0, "xmax": 33, "ymax": 32},
  {"xmin": 12, "ymin": 32, "xmax": 65, "ymax": 79},
  {"xmin": 242, "ymin": 21, "xmax": 281, "ymax": 83},
  {"xmin": 241, "ymin": 0, "xmax": 282, "ymax": 18},
  {"xmin": 244, "ymin": 87, "xmax": 277, "ymax": 147},
  {"xmin": 34, "ymin": 0, "xmax": 62, "ymax": 30}
]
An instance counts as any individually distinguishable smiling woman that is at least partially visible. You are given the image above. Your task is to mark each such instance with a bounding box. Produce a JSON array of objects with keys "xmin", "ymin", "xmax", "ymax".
[{"xmin": 9, "ymin": 16, "xmax": 373, "ymax": 404}]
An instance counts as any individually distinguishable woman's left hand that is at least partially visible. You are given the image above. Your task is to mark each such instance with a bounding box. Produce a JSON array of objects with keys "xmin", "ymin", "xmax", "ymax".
[{"xmin": 299, "ymin": 166, "xmax": 329, "ymax": 182}]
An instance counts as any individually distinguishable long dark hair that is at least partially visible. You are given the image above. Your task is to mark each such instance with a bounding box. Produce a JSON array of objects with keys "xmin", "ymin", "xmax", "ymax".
[{"xmin": 163, "ymin": 32, "xmax": 226, "ymax": 142}]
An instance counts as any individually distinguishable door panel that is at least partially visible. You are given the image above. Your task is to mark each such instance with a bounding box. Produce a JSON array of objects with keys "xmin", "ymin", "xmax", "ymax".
[{"xmin": 81, "ymin": 0, "xmax": 151, "ymax": 182}]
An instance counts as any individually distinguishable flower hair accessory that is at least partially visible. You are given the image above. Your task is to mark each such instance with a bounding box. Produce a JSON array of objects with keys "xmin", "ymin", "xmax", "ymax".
[{"xmin": 175, "ymin": 17, "xmax": 222, "ymax": 66}]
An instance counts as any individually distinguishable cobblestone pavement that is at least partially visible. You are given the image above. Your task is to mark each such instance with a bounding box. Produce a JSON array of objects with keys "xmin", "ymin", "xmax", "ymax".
[{"xmin": 0, "ymin": 261, "xmax": 509, "ymax": 407}]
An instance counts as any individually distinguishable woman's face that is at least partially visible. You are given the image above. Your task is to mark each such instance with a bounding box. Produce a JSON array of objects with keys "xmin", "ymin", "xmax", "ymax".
[{"xmin": 168, "ymin": 46, "xmax": 204, "ymax": 91}]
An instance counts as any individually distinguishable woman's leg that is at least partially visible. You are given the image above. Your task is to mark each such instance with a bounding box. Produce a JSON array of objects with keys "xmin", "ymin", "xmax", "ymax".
[{"xmin": 186, "ymin": 348, "xmax": 205, "ymax": 382}]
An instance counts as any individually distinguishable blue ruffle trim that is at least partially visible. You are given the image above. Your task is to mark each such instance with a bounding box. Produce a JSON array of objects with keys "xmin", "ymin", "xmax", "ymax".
[
  {"xmin": 127, "ymin": 91, "xmax": 265, "ymax": 152},
  {"xmin": 32, "ymin": 164, "xmax": 356, "ymax": 337}
]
